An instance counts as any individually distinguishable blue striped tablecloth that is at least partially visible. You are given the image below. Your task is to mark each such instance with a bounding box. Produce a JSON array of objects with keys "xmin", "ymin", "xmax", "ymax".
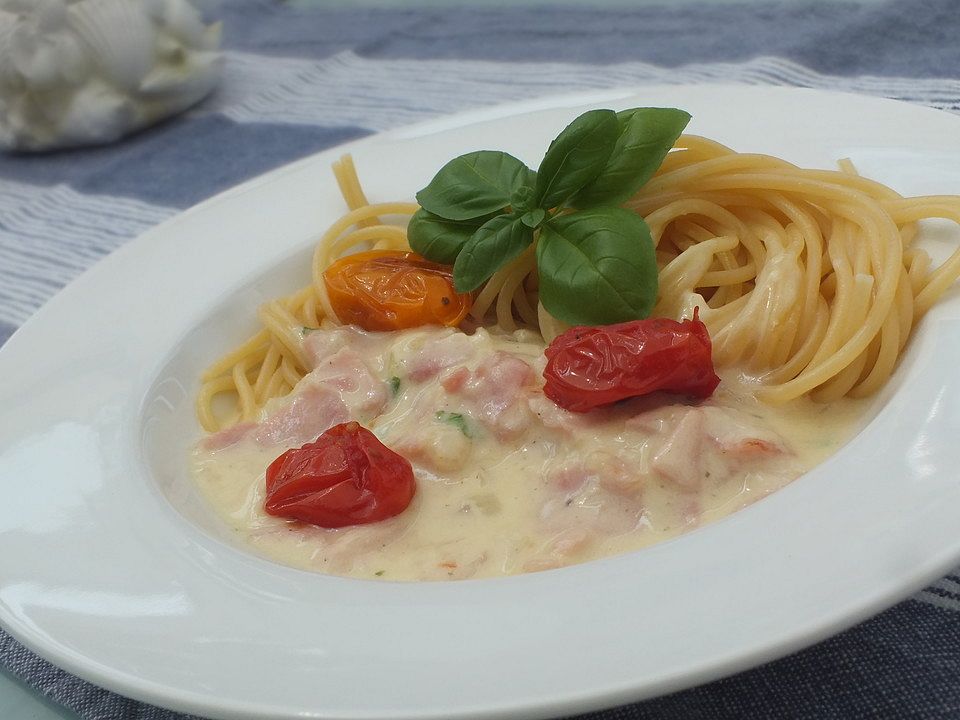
[{"xmin": 1, "ymin": 1, "xmax": 959, "ymax": 717}]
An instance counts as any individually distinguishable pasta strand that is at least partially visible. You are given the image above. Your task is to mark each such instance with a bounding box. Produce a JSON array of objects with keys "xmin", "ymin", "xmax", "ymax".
[{"xmin": 197, "ymin": 142, "xmax": 960, "ymax": 431}]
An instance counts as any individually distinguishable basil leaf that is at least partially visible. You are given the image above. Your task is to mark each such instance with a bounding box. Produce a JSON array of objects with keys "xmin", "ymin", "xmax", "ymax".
[
  {"xmin": 453, "ymin": 213, "xmax": 533, "ymax": 293},
  {"xmin": 416, "ymin": 151, "xmax": 534, "ymax": 221},
  {"xmin": 510, "ymin": 183, "xmax": 537, "ymax": 214},
  {"xmin": 535, "ymin": 109, "xmax": 619, "ymax": 210},
  {"xmin": 573, "ymin": 107, "xmax": 691, "ymax": 208},
  {"xmin": 536, "ymin": 207, "xmax": 658, "ymax": 325},
  {"xmin": 521, "ymin": 208, "xmax": 546, "ymax": 229},
  {"xmin": 406, "ymin": 208, "xmax": 481, "ymax": 264}
]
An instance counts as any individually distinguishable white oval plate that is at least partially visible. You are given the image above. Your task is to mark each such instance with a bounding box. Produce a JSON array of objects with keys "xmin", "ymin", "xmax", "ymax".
[{"xmin": 2, "ymin": 86, "xmax": 960, "ymax": 720}]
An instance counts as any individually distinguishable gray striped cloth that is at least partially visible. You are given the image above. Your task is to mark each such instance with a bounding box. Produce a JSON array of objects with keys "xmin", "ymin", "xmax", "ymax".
[{"xmin": 1, "ymin": 0, "xmax": 959, "ymax": 717}]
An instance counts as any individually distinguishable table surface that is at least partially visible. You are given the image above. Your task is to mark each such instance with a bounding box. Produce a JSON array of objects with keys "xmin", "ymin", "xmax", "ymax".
[{"xmin": 0, "ymin": 672, "xmax": 78, "ymax": 720}]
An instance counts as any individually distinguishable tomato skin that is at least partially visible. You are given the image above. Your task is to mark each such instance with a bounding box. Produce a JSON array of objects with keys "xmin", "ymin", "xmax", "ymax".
[
  {"xmin": 264, "ymin": 422, "xmax": 415, "ymax": 528},
  {"xmin": 542, "ymin": 310, "xmax": 720, "ymax": 413},
  {"xmin": 323, "ymin": 250, "xmax": 472, "ymax": 331}
]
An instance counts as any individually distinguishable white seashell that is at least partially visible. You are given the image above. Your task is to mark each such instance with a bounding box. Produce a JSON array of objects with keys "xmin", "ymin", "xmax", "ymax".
[
  {"xmin": 2, "ymin": 0, "xmax": 69, "ymax": 32},
  {"xmin": 0, "ymin": 10, "xmax": 22, "ymax": 88},
  {"xmin": 201, "ymin": 17, "xmax": 221, "ymax": 51},
  {"xmin": 68, "ymin": 0, "xmax": 157, "ymax": 92},
  {"xmin": 139, "ymin": 48, "xmax": 219, "ymax": 97},
  {"xmin": 57, "ymin": 78, "xmax": 134, "ymax": 145},
  {"xmin": 156, "ymin": 0, "xmax": 207, "ymax": 49},
  {"xmin": 0, "ymin": 0, "xmax": 221, "ymax": 151}
]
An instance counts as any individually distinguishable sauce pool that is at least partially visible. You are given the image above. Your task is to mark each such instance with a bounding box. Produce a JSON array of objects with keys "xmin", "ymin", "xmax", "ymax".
[{"xmin": 191, "ymin": 325, "xmax": 868, "ymax": 581}]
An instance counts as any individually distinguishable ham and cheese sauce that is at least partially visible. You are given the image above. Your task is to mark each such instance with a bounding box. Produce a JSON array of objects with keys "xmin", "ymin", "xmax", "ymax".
[{"xmin": 192, "ymin": 325, "xmax": 866, "ymax": 581}]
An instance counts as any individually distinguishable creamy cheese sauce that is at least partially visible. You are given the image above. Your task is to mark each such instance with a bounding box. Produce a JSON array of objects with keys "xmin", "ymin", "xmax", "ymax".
[{"xmin": 192, "ymin": 325, "xmax": 867, "ymax": 581}]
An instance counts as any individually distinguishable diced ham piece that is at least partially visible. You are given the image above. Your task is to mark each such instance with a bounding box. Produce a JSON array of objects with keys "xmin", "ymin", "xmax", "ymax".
[
  {"xmin": 650, "ymin": 408, "xmax": 705, "ymax": 491},
  {"xmin": 201, "ymin": 421, "xmax": 255, "ymax": 451},
  {"xmin": 306, "ymin": 347, "xmax": 388, "ymax": 418},
  {"xmin": 447, "ymin": 351, "xmax": 537, "ymax": 439},
  {"xmin": 302, "ymin": 329, "xmax": 348, "ymax": 368},
  {"xmin": 625, "ymin": 403, "xmax": 691, "ymax": 436},
  {"xmin": 547, "ymin": 452, "xmax": 639, "ymax": 496},
  {"xmin": 635, "ymin": 405, "xmax": 791, "ymax": 492},
  {"xmin": 729, "ymin": 438, "xmax": 781, "ymax": 458},
  {"xmin": 534, "ymin": 454, "xmax": 645, "ymax": 567},
  {"xmin": 206, "ymin": 337, "xmax": 389, "ymax": 451},
  {"xmin": 440, "ymin": 366, "xmax": 470, "ymax": 394},
  {"xmin": 403, "ymin": 331, "xmax": 478, "ymax": 382},
  {"xmin": 302, "ymin": 325, "xmax": 385, "ymax": 370},
  {"xmin": 700, "ymin": 406, "xmax": 787, "ymax": 458},
  {"xmin": 527, "ymin": 395, "xmax": 602, "ymax": 437},
  {"xmin": 254, "ymin": 384, "xmax": 350, "ymax": 447},
  {"xmin": 681, "ymin": 497, "xmax": 702, "ymax": 529}
]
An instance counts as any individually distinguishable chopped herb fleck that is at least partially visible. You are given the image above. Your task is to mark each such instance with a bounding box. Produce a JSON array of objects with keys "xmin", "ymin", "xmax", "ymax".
[
  {"xmin": 435, "ymin": 410, "xmax": 472, "ymax": 437},
  {"xmin": 375, "ymin": 570, "xmax": 385, "ymax": 577},
  {"xmin": 301, "ymin": 326, "xmax": 320, "ymax": 334},
  {"xmin": 388, "ymin": 376, "xmax": 401, "ymax": 396}
]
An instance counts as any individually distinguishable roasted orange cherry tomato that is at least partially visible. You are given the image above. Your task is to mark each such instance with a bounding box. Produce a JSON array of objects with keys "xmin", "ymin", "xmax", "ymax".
[
  {"xmin": 543, "ymin": 309, "xmax": 720, "ymax": 413},
  {"xmin": 264, "ymin": 422, "xmax": 416, "ymax": 528},
  {"xmin": 323, "ymin": 250, "xmax": 472, "ymax": 331}
]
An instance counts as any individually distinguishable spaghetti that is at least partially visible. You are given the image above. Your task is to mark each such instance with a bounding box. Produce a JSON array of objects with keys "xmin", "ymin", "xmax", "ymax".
[{"xmin": 197, "ymin": 138, "xmax": 960, "ymax": 431}]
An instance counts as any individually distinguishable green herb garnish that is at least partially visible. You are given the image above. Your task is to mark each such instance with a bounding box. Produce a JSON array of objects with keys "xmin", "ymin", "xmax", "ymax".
[
  {"xmin": 408, "ymin": 107, "xmax": 690, "ymax": 325},
  {"xmin": 375, "ymin": 570, "xmax": 385, "ymax": 576},
  {"xmin": 435, "ymin": 410, "xmax": 472, "ymax": 437},
  {"xmin": 388, "ymin": 376, "xmax": 401, "ymax": 396}
]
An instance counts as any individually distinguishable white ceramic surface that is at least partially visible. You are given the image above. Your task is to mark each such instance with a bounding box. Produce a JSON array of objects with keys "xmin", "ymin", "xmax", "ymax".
[{"xmin": 2, "ymin": 86, "xmax": 960, "ymax": 720}]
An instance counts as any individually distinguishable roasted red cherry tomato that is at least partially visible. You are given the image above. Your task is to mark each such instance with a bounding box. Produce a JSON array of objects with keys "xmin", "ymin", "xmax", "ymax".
[
  {"xmin": 264, "ymin": 422, "xmax": 415, "ymax": 528},
  {"xmin": 542, "ymin": 309, "xmax": 720, "ymax": 413},
  {"xmin": 323, "ymin": 250, "xmax": 472, "ymax": 331}
]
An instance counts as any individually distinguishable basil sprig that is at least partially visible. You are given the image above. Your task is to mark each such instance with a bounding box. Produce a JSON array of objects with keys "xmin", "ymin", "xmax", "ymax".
[{"xmin": 409, "ymin": 106, "xmax": 691, "ymax": 325}]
